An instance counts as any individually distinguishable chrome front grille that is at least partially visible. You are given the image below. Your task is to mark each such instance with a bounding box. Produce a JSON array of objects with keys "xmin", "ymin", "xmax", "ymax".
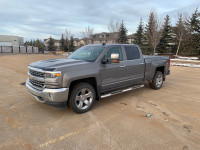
[
  {"xmin": 29, "ymin": 69, "xmax": 45, "ymax": 77},
  {"xmin": 29, "ymin": 79, "xmax": 44, "ymax": 88},
  {"xmin": 28, "ymin": 66, "xmax": 45, "ymax": 90}
]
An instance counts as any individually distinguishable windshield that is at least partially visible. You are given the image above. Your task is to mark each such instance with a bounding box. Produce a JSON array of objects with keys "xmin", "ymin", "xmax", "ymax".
[{"xmin": 68, "ymin": 46, "xmax": 105, "ymax": 62}]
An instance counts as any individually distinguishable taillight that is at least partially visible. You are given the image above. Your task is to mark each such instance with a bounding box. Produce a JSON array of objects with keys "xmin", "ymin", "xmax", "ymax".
[{"xmin": 169, "ymin": 59, "xmax": 170, "ymax": 67}]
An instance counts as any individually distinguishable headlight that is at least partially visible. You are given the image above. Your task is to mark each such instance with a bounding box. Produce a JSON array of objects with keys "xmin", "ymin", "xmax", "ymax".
[{"xmin": 45, "ymin": 71, "xmax": 61, "ymax": 78}]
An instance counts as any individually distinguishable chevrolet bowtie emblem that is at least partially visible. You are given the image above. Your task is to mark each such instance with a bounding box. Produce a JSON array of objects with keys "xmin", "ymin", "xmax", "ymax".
[{"xmin": 29, "ymin": 75, "xmax": 33, "ymax": 79}]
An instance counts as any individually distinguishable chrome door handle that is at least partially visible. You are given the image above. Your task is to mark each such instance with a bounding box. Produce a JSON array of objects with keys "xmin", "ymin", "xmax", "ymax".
[
  {"xmin": 140, "ymin": 63, "xmax": 144, "ymax": 64},
  {"xmin": 120, "ymin": 65, "xmax": 126, "ymax": 68}
]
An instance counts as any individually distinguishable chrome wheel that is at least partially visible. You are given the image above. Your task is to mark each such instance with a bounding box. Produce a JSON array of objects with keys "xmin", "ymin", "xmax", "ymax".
[
  {"xmin": 156, "ymin": 74, "xmax": 163, "ymax": 87},
  {"xmin": 75, "ymin": 88, "xmax": 93, "ymax": 110}
]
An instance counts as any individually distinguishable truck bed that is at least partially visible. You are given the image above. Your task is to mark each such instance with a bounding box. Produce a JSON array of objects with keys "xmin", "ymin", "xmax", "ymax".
[{"xmin": 143, "ymin": 55, "xmax": 170, "ymax": 81}]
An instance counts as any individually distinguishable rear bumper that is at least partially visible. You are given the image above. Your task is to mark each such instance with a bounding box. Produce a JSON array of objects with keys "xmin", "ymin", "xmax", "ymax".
[{"xmin": 26, "ymin": 80, "xmax": 69, "ymax": 104}]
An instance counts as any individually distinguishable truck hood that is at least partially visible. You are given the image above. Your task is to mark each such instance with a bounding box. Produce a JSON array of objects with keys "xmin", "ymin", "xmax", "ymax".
[{"xmin": 29, "ymin": 58, "xmax": 89, "ymax": 71}]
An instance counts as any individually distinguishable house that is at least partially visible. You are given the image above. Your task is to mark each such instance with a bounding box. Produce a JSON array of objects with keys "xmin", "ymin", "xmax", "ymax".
[
  {"xmin": 79, "ymin": 38, "xmax": 90, "ymax": 46},
  {"xmin": 44, "ymin": 38, "xmax": 60, "ymax": 50},
  {"xmin": 127, "ymin": 34, "xmax": 136, "ymax": 44},
  {"xmin": 89, "ymin": 32, "xmax": 119, "ymax": 44}
]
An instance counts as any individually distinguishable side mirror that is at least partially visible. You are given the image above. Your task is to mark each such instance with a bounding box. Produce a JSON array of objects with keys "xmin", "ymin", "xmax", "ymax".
[
  {"xmin": 110, "ymin": 53, "xmax": 119, "ymax": 63},
  {"xmin": 101, "ymin": 58, "xmax": 108, "ymax": 64},
  {"xmin": 101, "ymin": 53, "xmax": 120, "ymax": 64}
]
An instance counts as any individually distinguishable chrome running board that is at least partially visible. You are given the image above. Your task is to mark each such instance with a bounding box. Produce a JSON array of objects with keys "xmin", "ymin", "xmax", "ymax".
[{"xmin": 101, "ymin": 84, "xmax": 144, "ymax": 98}]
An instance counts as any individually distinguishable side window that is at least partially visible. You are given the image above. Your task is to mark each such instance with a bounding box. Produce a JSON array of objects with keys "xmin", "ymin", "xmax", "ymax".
[
  {"xmin": 104, "ymin": 46, "xmax": 123, "ymax": 61},
  {"xmin": 124, "ymin": 46, "xmax": 140, "ymax": 60}
]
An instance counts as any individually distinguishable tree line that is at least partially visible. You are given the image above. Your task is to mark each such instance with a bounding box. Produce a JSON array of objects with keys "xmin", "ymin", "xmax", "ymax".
[
  {"xmin": 24, "ymin": 39, "xmax": 45, "ymax": 52},
  {"xmin": 117, "ymin": 8, "xmax": 200, "ymax": 56},
  {"xmin": 24, "ymin": 8, "xmax": 200, "ymax": 56}
]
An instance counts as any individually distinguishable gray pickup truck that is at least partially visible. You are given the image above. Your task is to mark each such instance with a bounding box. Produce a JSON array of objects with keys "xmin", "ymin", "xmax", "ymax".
[{"xmin": 26, "ymin": 44, "xmax": 170, "ymax": 113}]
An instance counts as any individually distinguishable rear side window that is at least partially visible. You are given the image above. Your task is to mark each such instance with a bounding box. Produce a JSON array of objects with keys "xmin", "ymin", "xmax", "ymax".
[{"xmin": 124, "ymin": 46, "xmax": 140, "ymax": 60}]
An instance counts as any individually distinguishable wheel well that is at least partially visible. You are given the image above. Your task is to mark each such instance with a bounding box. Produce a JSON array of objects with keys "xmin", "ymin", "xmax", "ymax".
[
  {"xmin": 156, "ymin": 66, "xmax": 165, "ymax": 80},
  {"xmin": 69, "ymin": 77, "xmax": 99, "ymax": 100},
  {"xmin": 156, "ymin": 66, "xmax": 165, "ymax": 74}
]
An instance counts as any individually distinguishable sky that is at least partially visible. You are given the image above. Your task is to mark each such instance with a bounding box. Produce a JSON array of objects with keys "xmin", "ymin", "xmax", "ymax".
[{"xmin": 0, "ymin": 0, "xmax": 199, "ymax": 41}]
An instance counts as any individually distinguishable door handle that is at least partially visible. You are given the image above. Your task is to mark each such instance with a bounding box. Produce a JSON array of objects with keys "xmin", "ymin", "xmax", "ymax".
[
  {"xmin": 120, "ymin": 65, "xmax": 126, "ymax": 68},
  {"xmin": 140, "ymin": 62, "xmax": 144, "ymax": 65}
]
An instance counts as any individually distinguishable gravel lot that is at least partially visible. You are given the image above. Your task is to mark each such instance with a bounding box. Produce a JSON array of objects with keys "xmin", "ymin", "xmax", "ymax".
[{"xmin": 0, "ymin": 54, "xmax": 200, "ymax": 150}]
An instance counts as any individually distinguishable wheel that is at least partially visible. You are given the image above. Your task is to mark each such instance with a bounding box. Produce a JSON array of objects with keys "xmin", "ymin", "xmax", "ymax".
[
  {"xmin": 149, "ymin": 71, "xmax": 164, "ymax": 90},
  {"xmin": 69, "ymin": 83, "xmax": 96, "ymax": 114}
]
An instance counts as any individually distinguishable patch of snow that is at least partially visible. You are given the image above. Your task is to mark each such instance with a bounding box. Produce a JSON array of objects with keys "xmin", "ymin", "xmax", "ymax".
[
  {"xmin": 171, "ymin": 63, "xmax": 200, "ymax": 68},
  {"xmin": 171, "ymin": 59, "xmax": 200, "ymax": 63},
  {"xmin": 62, "ymin": 52, "xmax": 72, "ymax": 56},
  {"xmin": 176, "ymin": 56, "xmax": 199, "ymax": 60}
]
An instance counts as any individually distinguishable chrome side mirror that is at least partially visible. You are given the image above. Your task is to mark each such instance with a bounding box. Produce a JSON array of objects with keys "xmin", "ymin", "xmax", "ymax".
[
  {"xmin": 110, "ymin": 53, "xmax": 119, "ymax": 63},
  {"xmin": 111, "ymin": 53, "xmax": 119, "ymax": 59}
]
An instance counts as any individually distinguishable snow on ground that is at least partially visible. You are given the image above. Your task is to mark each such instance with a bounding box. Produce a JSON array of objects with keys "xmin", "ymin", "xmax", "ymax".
[
  {"xmin": 171, "ymin": 56, "xmax": 200, "ymax": 64},
  {"xmin": 176, "ymin": 56, "xmax": 199, "ymax": 60},
  {"xmin": 171, "ymin": 62, "xmax": 200, "ymax": 68},
  {"xmin": 171, "ymin": 59, "xmax": 200, "ymax": 63}
]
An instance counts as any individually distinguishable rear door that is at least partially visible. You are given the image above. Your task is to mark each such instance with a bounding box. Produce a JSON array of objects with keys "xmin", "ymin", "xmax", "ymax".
[
  {"xmin": 123, "ymin": 45, "xmax": 145, "ymax": 84},
  {"xmin": 100, "ymin": 46, "xmax": 127, "ymax": 91}
]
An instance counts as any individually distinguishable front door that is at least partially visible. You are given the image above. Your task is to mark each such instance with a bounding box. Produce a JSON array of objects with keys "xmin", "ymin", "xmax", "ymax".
[{"xmin": 100, "ymin": 46, "xmax": 127, "ymax": 91}]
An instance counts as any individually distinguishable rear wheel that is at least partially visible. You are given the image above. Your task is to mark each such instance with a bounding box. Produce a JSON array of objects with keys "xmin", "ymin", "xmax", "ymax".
[
  {"xmin": 69, "ymin": 83, "xmax": 96, "ymax": 114},
  {"xmin": 149, "ymin": 71, "xmax": 164, "ymax": 90}
]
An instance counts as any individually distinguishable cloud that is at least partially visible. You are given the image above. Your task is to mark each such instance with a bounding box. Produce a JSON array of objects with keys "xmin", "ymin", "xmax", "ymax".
[{"xmin": 0, "ymin": 0, "xmax": 199, "ymax": 41}]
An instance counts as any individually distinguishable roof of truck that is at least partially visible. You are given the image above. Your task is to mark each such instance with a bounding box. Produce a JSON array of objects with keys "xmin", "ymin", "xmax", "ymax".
[{"xmin": 86, "ymin": 44, "xmax": 138, "ymax": 47}]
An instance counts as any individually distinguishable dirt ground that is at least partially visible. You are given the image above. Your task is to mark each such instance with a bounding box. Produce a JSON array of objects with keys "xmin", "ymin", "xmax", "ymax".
[{"xmin": 0, "ymin": 54, "xmax": 200, "ymax": 150}]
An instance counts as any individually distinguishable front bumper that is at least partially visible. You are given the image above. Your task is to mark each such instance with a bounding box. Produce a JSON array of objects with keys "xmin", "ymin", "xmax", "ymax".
[{"xmin": 26, "ymin": 80, "xmax": 69, "ymax": 104}]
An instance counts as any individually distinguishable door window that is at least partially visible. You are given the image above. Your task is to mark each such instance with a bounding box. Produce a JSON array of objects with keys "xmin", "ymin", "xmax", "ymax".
[{"xmin": 103, "ymin": 46, "xmax": 123, "ymax": 61}]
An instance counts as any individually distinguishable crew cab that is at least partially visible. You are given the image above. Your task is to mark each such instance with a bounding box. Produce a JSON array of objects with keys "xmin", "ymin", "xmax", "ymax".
[{"xmin": 26, "ymin": 44, "xmax": 170, "ymax": 113}]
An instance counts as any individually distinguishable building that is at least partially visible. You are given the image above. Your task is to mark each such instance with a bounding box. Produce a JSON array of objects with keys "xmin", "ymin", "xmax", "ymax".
[
  {"xmin": 44, "ymin": 38, "xmax": 60, "ymax": 50},
  {"xmin": 90, "ymin": 32, "xmax": 119, "ymax": 44},
  {"xmin": 0, "ymin": 35, "xmax": 24, "ymax": 46},
  {"xmin": 127, "ymin": 34, "xmax": 136, "ymax": 44}
]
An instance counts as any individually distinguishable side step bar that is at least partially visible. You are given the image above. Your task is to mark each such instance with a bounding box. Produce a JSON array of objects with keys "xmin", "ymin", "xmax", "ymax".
[{"xmin": 101, "ymin": 84, "xmax": 144, "ymax": 98}]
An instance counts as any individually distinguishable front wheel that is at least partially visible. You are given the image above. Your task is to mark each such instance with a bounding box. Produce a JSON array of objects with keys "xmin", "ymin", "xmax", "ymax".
[
  {"xmin": 69, "ymin": 83, "xmax": 96, "ymax": 114},
  {"xmin": 149, "ymin": 71, "xmax": 164, "ymax": 90}
]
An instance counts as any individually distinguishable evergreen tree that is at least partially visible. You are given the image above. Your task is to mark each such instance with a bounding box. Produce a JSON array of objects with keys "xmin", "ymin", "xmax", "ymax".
[
  {"xmin": 144, "ymin": 11, "xmax": 161, "ymax": 55},
  {"xmin": 118, "ymin": 21, "xmax": 128, "ymax": 44},
  {"xmin": 30, "ymin": 40, "xmax": 33, "ymax": 46},
  {"xmin": 34, "ymin": 39, "xmax": 45, "ymax": 52},
  {"xmin": 47, "ymin": 36, "xmax": 55, "ymax": 51},
  {"xmin": 69, "ymin": 36, "xmax": 75, "ymax": 52},
  {"xmin": 134, "ymin": 18, "xmax": 144, "ymax": 47},
  {"xmin": 158, "ymin": 15, "xmax": 174, "ymax": 54},
  {"xmin": 32, "ymin": 39, "xmax": 36, "ymax": 46},
  {"xmin": 175, "ymin": 13, "xmax": 186, "ymax": 56},
  {"xmin": 183, "ymin": 8, "xmax": 200, "ymax": 55},
  {"xmin": 24, "ymin": 41, "xmax": 30, "ymax": 46},
  {"xmin": 59, "ymin": 34, "xmax": 65, "ymax": 51}
]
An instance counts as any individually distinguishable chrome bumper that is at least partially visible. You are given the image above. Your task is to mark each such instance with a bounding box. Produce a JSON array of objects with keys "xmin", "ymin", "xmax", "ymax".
[{"xmin": 26, "ymin": 80, "xmax": 69, "ymax": 103}]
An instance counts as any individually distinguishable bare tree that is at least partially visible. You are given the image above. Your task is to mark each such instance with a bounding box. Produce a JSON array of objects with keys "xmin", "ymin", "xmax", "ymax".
[
  {"xmin": 145, "ymin": 11, "xmax": 162, "ymax": 55},
  {"xmin": 107, "ymin": 19, "xmax": 120, "ymax": 33},
  {"xmin": 65, "ymin": 29, "xmax": 72, "ymax": 40},
  {"xmin": 175, "ymin": 13, "xmax": 185, "ymax": 56},
  {"xmin": 82, "ymin": 26, "xmax": 94, "ymax": 38},
  {"xmin": 81, "ymin": 26, "xmax": 94, "ymax": 45}
]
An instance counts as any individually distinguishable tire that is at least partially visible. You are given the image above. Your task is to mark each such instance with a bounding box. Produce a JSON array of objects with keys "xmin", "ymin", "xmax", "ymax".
[
  {"xmin": 69, "ymin": 82, "xmax": 96, "ymax": 114},
  {"xmin": 149, "ymin": 71, "xmax": 164, "ymax": 90}
]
